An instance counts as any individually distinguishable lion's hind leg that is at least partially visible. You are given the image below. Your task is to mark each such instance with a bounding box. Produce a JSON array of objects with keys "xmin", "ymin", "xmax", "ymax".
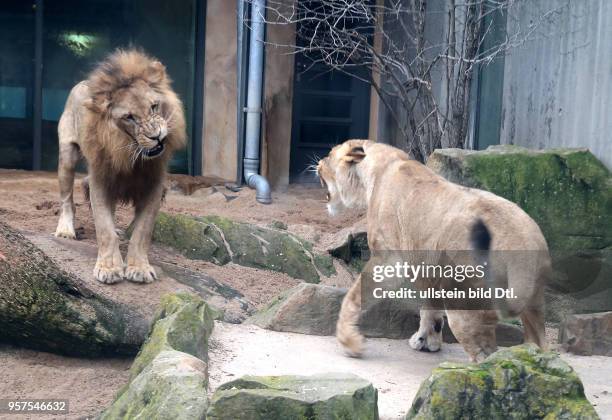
[
  {"xmin": 55, "ymin": 138, "xmax": 80, "ymax": 239},
  {"xmin": 336, "ymin": 274, "xmax": 364, "ymax": 357}
]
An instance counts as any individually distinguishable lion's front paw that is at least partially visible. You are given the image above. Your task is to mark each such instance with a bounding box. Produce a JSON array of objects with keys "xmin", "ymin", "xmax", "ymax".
[
  {"xmin": 125, "ymin": 263, "xmax": 157, "ymax": 284},
  {"xmin": 55, "ymin": 222, "xmax": 76, "ymax": 240},
  {"xmin": 94, "ymin": 263, "xmax": 124, "ymax": 284}
]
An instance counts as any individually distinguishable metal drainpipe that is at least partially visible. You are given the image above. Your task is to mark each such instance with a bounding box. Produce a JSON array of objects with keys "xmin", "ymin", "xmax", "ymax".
[{"xmin": 243, "ymin": 0, "xmax": 272, "ymax": 204}]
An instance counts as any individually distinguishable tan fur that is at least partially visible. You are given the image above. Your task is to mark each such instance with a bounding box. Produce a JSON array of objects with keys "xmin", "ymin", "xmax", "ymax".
[
  {"xmin": 318, "ymin": 140, "xmax": 550, "ymax": 361},
  {"xmin": 54, "ymin": 49, "xmax": 186, "ymax": 284}
]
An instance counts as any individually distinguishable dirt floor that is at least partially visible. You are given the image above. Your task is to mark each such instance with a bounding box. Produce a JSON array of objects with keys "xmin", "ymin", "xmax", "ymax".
[{"xmin": 1, "ymin": 169, "xmax": 611, "ymax": 419}]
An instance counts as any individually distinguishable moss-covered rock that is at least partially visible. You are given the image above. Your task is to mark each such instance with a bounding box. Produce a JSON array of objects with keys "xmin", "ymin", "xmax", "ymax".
[
  {"xmin": 152, "ymin": 212, "xmax": 336, "ymax": 282},
  {"xmin": 128, "ymin": 292, "xmax": 217, "ymax": 381},
  {"xmin": 427, "ymin": 146, "xmax": 612, "ymax": 251},
  {"xmin": 102, "ymin": 293, "xmax": 215, "ymax": 419},
  {"xmin": 406, "ymin": 344, "xmax": 599, "ymax": 420},
  {"xmin": 0, "ymin": 221, "xmax": 147, "ymax": 357},
  {"xmin": 100, "ymin": 350, "xmax": 208, "ymax": 420},
  {"xmin": 207, "ymin": 373, "xmax": 378, "ymax": 420}
]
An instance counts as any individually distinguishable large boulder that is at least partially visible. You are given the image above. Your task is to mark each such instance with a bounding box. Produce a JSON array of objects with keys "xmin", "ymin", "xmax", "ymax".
[
  {"xmin": 248, "ymin": 283, "xmax": 524, "ymax": 346},
  {"xmin": 207, "ymin": 373, "xmax": 378, "ymax": 420},
  {"xmin": 102, "ymin": 293, "xmax": 215, "ymax": 419},
  {"xmin": 0, "ymin": 221, "xmax": 148, "ymax": 357},
  {"xmin": 407, "ymin": 344, "xmax": 598, "ymax": 419},
  {"xmin": 427, "ymin": 145, "xmax": 612, "ymax": 251},
  {"xmin": 100, "ymin": 350, "xmax": 208, "ymax": 420},
  {"xmin": 559, "ymin": 311, "xmax": 612, "ymax": 356},
  {"xmin": 152, "ymin": 212, "xmax": 335, "ymax": 283}
]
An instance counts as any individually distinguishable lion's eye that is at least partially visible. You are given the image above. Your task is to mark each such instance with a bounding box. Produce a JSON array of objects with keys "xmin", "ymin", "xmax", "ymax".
[
  {"xmin": 151, "ymin": 103, "xmax": 159, "ymax": 113},
  {"xmin": 123, "ymin": 113, "xmax": 135, "ymax": 122}
]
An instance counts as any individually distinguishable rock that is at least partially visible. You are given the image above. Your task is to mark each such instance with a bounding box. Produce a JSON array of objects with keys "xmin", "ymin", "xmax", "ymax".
[
  {"xmin": 327, "ymin": 219, "xmax": 369, "ymax": 272},
  {"xmin": 100, "ymin": 350, "xmax": 208, "ymax": 420},
  {"xmin": 406, "ymin": 344, "xmax": 598, "ymax": 419},
  {"xmin": 152, "ymin": 212, "xmax": 335, "ymax": 282},
  {"xmin": 248, "ymin": 283, "xmax": 524, "ymax": 346},
  {"xmin": 248, "ymin": 283, "xmax": 347, "ymax": 335},
  {"xmin": 0, "ymin": 221, "xmax": 148, "ymax": 357},
  {"xmin": 159, "ymin": 263, "xmax": 255, "ymax": 324},
  {"xmin": 560, "ymin": 311, "xmax": 612, "ymax": 356},
  {"xmin": 207, "ymin": 373, "xmax": 378, "ymax": 420},
  {"xmin": 128, "ymin": 292, "xmax": 216, "ymax": 381},
  {"xmin": 427, "ymin": 146, "xmax": 612, "ymax": 251}
]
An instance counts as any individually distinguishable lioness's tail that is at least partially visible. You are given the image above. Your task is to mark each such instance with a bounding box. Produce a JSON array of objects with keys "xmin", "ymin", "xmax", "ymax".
[{"xmin": 470, "ymin": 219, "xmax": 511, "ymax": 318}]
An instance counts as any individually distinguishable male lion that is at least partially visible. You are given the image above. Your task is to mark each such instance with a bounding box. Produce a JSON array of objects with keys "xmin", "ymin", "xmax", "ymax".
[
  {"xmin": 54, "ymin": 49, "xmax": 186, "ymax": 284},
  {"xmin": 317, "ymin": 140, "xmax": 549, "ymax": 362}
]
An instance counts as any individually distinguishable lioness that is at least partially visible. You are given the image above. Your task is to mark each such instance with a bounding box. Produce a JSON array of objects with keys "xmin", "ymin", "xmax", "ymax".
[
  {"xmin": 317, "ymin": 140, "xmax": 549, "ymax": 361},
  {"xmin": 54, "ymin": 49, "xmax": 186, "ymax": 284}
]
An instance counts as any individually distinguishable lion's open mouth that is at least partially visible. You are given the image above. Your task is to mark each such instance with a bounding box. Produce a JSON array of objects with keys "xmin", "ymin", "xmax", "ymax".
[{"xmin": 144, "ymin": 143, "xmax": 164, "ymax": 158}]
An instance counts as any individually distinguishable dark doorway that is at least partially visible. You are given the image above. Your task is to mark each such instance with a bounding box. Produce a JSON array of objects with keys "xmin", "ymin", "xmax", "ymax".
[{"xmin": 288, "ymin": 2, "xmax": 372, "ymax": 183}]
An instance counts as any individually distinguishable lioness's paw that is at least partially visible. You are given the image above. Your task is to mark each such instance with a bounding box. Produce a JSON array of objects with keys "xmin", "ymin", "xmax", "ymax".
[
  {"xmin": 337, "ymin": 331, "xmax": 364, "ymax": 358},
  {"xmin": 94, "ymin": 264, "xmax": 124, "ymax": 284},
  {"xmin": 125, "ymin": 264, "xmax": 157, "ymax": 284}
]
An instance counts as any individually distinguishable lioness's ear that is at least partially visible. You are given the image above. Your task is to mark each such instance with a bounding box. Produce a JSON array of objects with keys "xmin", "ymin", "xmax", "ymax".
[{"xmin": 343, "ymin": 146, "xmax": 366, "ymax": 163}]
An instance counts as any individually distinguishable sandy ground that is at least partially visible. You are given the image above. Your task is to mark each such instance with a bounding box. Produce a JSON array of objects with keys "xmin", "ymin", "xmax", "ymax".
[
  {"xmin": 209, "ymin": 322, "xmax": 612, "ymax": 420},
  {"xmin": 0, "ymin": 344, "xmax": 131, "ymax": 420}
]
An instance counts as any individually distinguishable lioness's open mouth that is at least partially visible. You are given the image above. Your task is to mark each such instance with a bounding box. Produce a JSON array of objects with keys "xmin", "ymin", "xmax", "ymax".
[{"xmin": 144, "ymin": 142, "xmax": 164, "ymax": 158}]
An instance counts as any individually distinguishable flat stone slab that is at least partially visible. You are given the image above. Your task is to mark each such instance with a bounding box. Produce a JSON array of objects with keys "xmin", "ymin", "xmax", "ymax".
[
  {"xmin": 208, "ymin": 322, "xmax": 612, "ymax": 419},
  {"xmin": 207, "ymin": 373, "xmax": 378, "ymax": 419}
]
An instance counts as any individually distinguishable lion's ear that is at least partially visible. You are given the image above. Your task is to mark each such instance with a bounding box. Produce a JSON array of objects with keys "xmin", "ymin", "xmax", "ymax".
[
  {"xmin": 343, "ymin": 146, "xmax": 366, "ymax": 163},
  {"xmin": 146, "ymin": 60, "xmax": 167, "ymax": 84},
  {"xmin": 84, "ymin": 96, "xmax": 110, "ymax": 113}
]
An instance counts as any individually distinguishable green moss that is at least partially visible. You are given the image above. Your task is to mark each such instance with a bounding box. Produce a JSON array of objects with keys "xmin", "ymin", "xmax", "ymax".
[
  {"xmin": 208, "ymin": 374, "xmax": 378, "ymax": 420},
  {"xmin": 407, "ymin": 344, "xmax": 598, "ymax": 420},
  {"xmin": 128, "ymin": 292, "xmax": 215, "ymax": 382},
  {"xmin": 456, "ymin": 147, "xmax": 612, "ymax": 251},
  {"xmin": 153, "ymin": 213, "xmax": 335, "ymax": 282}
]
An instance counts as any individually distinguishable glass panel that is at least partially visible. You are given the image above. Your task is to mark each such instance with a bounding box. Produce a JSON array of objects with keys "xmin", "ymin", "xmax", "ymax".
[
  {"xmin": 0, "ymin": 1, "xmax": 35, "ymax": 169},
  {"xmin": 301, "ymin": 69, "xmax": 352, "ymax": 92},
  {"xmin": 300, "ymin": 122, "xmax": 350, "ymax": 145},
  {"xmin": 301, "ymin": 95, "xmax": 351, "ymax": 119},
  {"xmin": 41, "ymin": 0, "xmax": 196, "ymax": 172}
]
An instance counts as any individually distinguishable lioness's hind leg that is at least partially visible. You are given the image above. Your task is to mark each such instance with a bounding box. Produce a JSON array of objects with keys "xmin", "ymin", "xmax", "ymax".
[
  {"xmin": 447, "ymin": 310, "xmax": 498, "ymax": 362},
  {"xmin": 409, "ymin": 309, "xmax": 445, "ymax": 352},
  {"xmin": 336, "ymin": 274, "xmax": 364, "ymax": 357},
  {"xmin": 55, "ymin": 141, "xmax": 80, "ymax": 239},
  {"xmin": 521, "ymin": 290, "xmax": 546, "ymax": 349}
]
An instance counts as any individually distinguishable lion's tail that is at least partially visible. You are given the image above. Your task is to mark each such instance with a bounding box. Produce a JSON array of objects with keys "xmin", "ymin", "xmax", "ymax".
[{"xmin": 470, "ymin": 218, "xmax": 511, "ymax": 318}]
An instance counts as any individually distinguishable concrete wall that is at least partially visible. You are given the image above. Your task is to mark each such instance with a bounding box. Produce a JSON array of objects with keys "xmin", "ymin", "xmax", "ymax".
[
  {"xmin": 500, "ymin": 0, "xmax": 612, "ymax": 169},
  {"xmin": 202, "ymin": 0, "xmax": 238, "ymax": 181},
  {"xmin": 261, "ymin": 21, "xmax": 296, "ymax": 189}
]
